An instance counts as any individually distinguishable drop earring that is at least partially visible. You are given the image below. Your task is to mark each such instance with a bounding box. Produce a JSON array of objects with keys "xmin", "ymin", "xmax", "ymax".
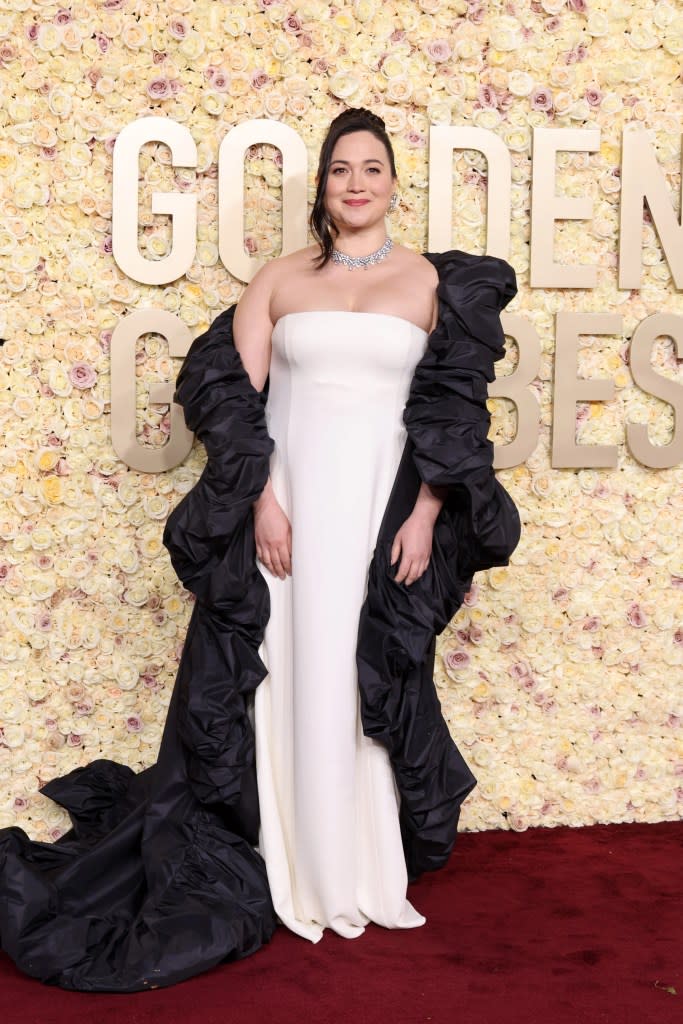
[{"xmin": 388, "ymin": 192, "xmax": 399, "ymax": 213}]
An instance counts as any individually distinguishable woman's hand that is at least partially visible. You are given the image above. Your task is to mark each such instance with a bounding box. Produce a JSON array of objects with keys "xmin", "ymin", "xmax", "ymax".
[
  {"xmin": 390, "ymin": 510, "xmax": 435, "ymax": 586},
  {"xmin": 390, "ymin": 482, "xmax": 446, "ymax": 586},
  {"xmin": 253, "ymin": 480, "xmax": 292, "ymax": 579}
]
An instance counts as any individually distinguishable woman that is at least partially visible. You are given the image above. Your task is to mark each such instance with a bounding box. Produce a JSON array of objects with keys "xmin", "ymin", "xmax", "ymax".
[
  {"xmin": 0, "ymin": 109, "xmax": 520, "ymax": 991},
  {"xmin": 239, "ymin": 107, "xmax": 447, "ymax": 940}
]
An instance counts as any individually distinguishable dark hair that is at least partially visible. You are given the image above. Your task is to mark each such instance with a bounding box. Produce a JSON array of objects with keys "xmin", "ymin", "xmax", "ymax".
[{"xmin": 309, "ymin": 108, "xmax": 397, "ymax": 268}]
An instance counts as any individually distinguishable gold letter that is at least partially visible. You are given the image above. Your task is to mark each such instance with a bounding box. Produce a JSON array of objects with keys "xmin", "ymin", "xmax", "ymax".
[
  {"xmin": 627, "ymin": 313, "xmax": 683, "ymax": 468},
  {"xmin": 112, "ymin": 116, "xmax": 197, "ymax": 285},
  {"xmin": 111, "ymin": 310, "xmax": 194, "ymax": 472},
  {"xmin": 619, "ymin": 127, "xmax": 683, "ymax": 290},
  {"xmin": 428, "ymin": 126, "xmax": 511, "ymax": 258},
  {"xmin": 552, "ymin": 313, "xmax": 621, "ymax": 468},
  {"xmin": 218, "ymin": 119, "xmax": 308, "ymax": 283},
  {"xmin": 530, "ymin": 128, "xmax": 600, "ymax": 288},
  {"xmin": 490, "ymin": 314, "xmax": 542, "ymax": 469}
]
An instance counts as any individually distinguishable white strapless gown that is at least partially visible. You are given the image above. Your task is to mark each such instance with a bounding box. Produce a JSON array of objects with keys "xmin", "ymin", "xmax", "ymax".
[{"xmin": 254, "ymin": 310, "xmax": 428, "ymax": 942}]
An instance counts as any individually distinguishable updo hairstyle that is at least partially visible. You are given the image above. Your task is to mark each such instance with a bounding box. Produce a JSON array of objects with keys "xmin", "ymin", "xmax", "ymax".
[{"xmin": 309, "ymin": 107, "xmax": 397, "ymax": 268}]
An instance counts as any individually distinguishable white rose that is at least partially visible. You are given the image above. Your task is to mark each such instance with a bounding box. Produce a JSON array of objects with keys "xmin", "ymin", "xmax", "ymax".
[
  {"xmin": 328, "ymin": 71, "xmax": 360, "ymax": 100},
  {"xmin": 508, "ymin": 71, "xmax": 534, "ymax": 97}
]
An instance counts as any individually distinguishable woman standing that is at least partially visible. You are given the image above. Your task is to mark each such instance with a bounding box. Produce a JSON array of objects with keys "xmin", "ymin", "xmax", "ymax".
[{"xmin": 0, "ymin": 108, "xmax": 519, "ymax": 990}]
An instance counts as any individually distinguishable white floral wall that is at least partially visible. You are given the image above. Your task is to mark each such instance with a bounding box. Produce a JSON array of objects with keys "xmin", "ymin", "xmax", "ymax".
[{"xmin": 0, "ymin": 0, "xmax": 681, "ymax": 839}]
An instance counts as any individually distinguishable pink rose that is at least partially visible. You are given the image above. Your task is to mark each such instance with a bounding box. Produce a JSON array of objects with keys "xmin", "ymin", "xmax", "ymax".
[
  {"xmin": 466, "ymin": 2, "xmax": 486, "ymax": 24},
  {"xmin": 544, "ymin": 16, "xmax": 561, "ymax": 32},
  {"xmin": 283, "ymin": 14, "xmax": 302, "ymax": 33},
  {"xmin": 153, "ymin": 51, "xmax": 167, "ymax": 64},
  {"xmin": 168, "ymin": 17, "xmax": 189, "ymax": 40},
  {"xmin": 211, "ymin": 70, "xmax": 230, "ymax": 92},
  {"xmin": 477, "ymin": 84, "xmax": 498, "ymax": 109},
  {"xmin": 126, "ymin": 715, "xmax": 144, "ymax": 733},
  {"xmin": 567, "ymin": 0, "xmax": 587, "ymax": 11},
  {"xmin": 424, "ymin": 39, "xmax": 452, "ymax": 63},
  {"xmin": 25, "ymin": 23, "xmax": 39, "ymax": 43},
  {"xmin": 54, "ymin": 8, "xmax": 72, "ymax": 25},
  {"xmin": 508, "ymin": 660, "xmax": 532, "ymax": 680},
  {"xmin": 406, "ymin": 130, "xmax": 427, "ymax": 148},
  {"xmin": 444, "ymin": 649, "xmax": 471, "ymax": 671},
  {"xmin": 69, "ymin": 362, "xmax": 97, "ymax": 389},
  {"xmin": 626, "ymin": 602, "xmax": 647, "ymax": 628},
  {"xmin": 530, "ymin": 87, "xmax": 553, "ymax": 112},
  {"xmin": 147, "ymin": 76, "xmax": 173, "ymax": 100},
  {"xmin": 585, "ymin": 87, "xmax": 602, "ymax": 107},
  {"xmin": 250, "ymin": 69, "xmax": 270, "ymax": 90}
]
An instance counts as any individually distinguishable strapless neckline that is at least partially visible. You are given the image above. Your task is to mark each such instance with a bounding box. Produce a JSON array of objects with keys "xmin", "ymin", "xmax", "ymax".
[{"xmin": 273, "ymin": 310, "xmax": 429, "ymax": 336}]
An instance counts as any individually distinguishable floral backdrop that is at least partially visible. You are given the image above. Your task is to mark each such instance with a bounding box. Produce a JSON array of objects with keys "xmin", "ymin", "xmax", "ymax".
[{"xmin": 0, "ymin": 0, "xmax": 682, "ymax": 840}]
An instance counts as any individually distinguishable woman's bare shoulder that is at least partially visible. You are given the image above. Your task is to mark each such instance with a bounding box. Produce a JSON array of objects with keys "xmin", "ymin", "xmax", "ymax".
[
  {"xmin": 391, "ymin": 244, "xmax": 439, "ymax": 285},
  {"xmin": 261, "ymin": 244, "xmax": 320, "ymax": 281},
  {"xmin": 235, "ymin": 246, "xmax": 321, "ymax": 332}
]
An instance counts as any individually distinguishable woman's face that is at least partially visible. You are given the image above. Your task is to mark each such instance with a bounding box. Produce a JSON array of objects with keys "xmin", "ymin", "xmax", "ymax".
[{"xmin": 323, "ymin": 130, "xmax": 395, "ymax": 233}]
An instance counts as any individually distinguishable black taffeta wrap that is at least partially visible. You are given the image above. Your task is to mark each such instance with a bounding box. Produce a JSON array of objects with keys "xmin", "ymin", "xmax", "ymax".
[{"xmin": 0, "ymin": 248, "xmax": 519, "ymax": 992}]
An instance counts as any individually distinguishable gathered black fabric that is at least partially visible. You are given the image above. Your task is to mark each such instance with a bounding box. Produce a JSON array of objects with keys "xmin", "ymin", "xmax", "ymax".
[{"xmin": 0, "ymin": 249, "xmax": 519, "ymax": 991}]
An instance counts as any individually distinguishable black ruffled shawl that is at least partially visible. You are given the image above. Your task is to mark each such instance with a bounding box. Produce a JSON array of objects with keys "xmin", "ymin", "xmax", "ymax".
[{"xmin": 0, "ymin": 249, "xmax": 519, "ymax": 992}]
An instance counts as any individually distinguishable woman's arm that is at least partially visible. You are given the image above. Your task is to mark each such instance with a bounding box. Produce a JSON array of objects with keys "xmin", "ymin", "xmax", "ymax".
[
  {"xmin": 233, "ymin": 265, "xmax": 293, "ymax": 579},
  {"xmin": 233, "ymin": 263, "xmax": 276, "ymax": 392}
]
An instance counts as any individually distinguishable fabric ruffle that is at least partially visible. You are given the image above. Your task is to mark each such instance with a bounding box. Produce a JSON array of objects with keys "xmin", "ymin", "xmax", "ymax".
[{"xmin": 0, "ymin": 310, "xmax": 277, "ymax": 992}]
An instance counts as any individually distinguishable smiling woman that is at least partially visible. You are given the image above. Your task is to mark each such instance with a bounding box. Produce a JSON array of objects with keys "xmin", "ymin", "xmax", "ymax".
[
  {"xmin": 0, "ymin": 107, "xmax": 520, "ymax": 991},
  {"xmin": 225, "ymin": 106, "xmax": 518, "ymax": 941}
]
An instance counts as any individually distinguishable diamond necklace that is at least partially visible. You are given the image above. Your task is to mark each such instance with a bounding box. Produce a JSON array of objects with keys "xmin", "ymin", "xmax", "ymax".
[{"xmin": 331, "ymin": 237, "xmax": 393, "ymax": 271}]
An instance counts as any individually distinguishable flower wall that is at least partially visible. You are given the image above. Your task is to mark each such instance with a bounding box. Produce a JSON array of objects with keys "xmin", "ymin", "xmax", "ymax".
[{"xmin": 0, "ymin": 0, "xmax": 682, "ymax": 839}]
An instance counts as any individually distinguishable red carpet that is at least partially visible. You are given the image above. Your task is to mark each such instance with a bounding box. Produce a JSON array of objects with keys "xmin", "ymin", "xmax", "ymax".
[{"xmin": 1, "ymin": 820, "xmax": 680, "ymax": 1024}]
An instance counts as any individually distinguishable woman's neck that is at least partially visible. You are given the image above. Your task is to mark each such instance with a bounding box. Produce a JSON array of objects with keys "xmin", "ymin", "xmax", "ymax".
[{"xmin": 332, "ymin": 226, "xmax": 390, "ymax": 258}]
